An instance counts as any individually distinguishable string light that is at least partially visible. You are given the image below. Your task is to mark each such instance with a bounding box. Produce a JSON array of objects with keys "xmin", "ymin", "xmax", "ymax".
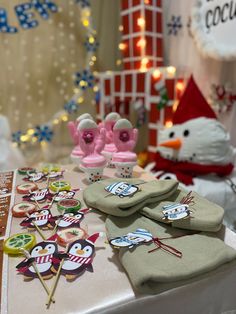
[
  {"xmin": 82, "ymin": 19, "xmax": 90, "ymax": 27},
  {"xmin": 176, "ymin": 82, "xmax": 184, "ymax": 91},
  {"xmin": 119, "ymin": 42, "xmax": 127, "ymax": 50},
  {"xmin": 119, "ymin": 25, "xmax": 124, "ymax": 32},
  {"xmin": 93, "ymin": 86, "xmax": 99, "ymax": 92},
  {"xmin": 27, "ymin": 128, "xmax": 35, "ymax": 136},
  {"xmin": 116, "ymin": 59, "xmax": 122, "ymax": 66},
  {"xmin": 53, "ymin": 119, "xmax": 59, "ymax": 125},
  {"xmin": 167, "ymin": 66, "xmax": 176, "ymax": 76},
  {"xmin": 152, "ymin": 69, "xmax": 162, "ymax": 79},
  {"xmin": 78, "ymin": 96, "xmax": 84, "ymax": 103},
  {"xmin": 137, "ymin": 17, "xmax": 145, "ymax": 28},
  {"xmin": 165, "ymin": 121, "xmax": 173, "ymax": 128},
  {"xmin": 12, "ymin": 3, "xmax": 98, "ymax": 146},
  {"xmin": 173, "ymin": 100, "xmax": 179, "ymax": 112},
  {"xmin": 136, "ymin": 38, "xmax": 146, "ymax": 48},
  {"xmin": 140, "ymin": 57, "xmax": 149, "ymax": 72},
  {"xmin": 20, "ymin": 135, "xmax": 29, "ymax": 142},
  {"xmin": 61, "ymin": 115, "xmax": 69, "ymax": 122},
  {"xmin": 89, "ymin": 36, "xmax": 95, "ymax": 44}
]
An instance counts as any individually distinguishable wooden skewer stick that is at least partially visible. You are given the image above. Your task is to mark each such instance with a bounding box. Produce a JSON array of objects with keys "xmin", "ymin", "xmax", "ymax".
[
  {"xmin": 26, "ymin": 213, "xmax": 46, "ymax": 240},
  {"xmin": 20, "ymin": 248, "xmax": 55, "ymax": 303},
  {"xmin": 50, "ymin": 209, "xmax": 65, "ymax": 237},
  {"xmin": 46, "ymin": 246, "xmax": 68, "ymax": 308}
]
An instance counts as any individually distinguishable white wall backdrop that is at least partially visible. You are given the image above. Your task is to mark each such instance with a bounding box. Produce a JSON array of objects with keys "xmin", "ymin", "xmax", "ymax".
[{"xmin": 162, "ymin": 0, "xmax": 236, "ymax": 145}]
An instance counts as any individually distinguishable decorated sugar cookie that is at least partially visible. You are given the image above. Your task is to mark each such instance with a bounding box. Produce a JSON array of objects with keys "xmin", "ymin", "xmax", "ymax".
[
  {"xmin": 20, "ymin": 208, "xmax": 56, "ymax": 230},
  {"xmin": 22, "ymin": 188, "xmax": 51, "ymax": 203},
  {"xmin": 53, "ymin": 233, "xmax": 100, "ymax": 281},
  {"xmin": 3, "ymin": 233, "xmax": 36, "ymax": 256},
  {"xmin": 57, "ymin": 227, "xmax": 87, "ymax": 247},
  {"xmin": 16, "ymin": 241, "xmax": 64, "ymax": 280},
  {"xmin": 109, "ymin": 229, "xmax": 153, "ymax": 249},
  {"xmin": 12, "ymin": 202, "xmax": 36, "ymax": 218},
  {"xmin": 17, "ymin": 183, "xmax": 38, "ymax": 194}
]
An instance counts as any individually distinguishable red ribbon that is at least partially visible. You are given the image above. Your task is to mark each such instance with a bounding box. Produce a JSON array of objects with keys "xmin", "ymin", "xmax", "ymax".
[{"xmin": 149, "ymin": 237, "xmax": 182, "ymax": 258}]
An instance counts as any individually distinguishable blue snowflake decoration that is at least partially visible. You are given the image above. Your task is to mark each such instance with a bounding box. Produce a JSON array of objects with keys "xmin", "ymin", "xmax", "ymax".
[
  {"xmin": 64, "ymin": 99, "xmax": 79, "ymax": 114},
  {"xmin": 75, "ymin": 0, "xmax": 90, "ymax": 8},
  {"xmin": 12, "ymin": 131, "xmax": 22, "ymax": 144},
  {"xmin": 34, "ymin": 125, "xmax": 53, "ymax": 142},
  {"xmin": 75, "ymin": 70, "xmax": 95, "ymax": 90},
  {"xmin": 95, "ymin": 90, "xmax": 100, "ymax": 103},
  {"xmin": 167, "ymin": 16, "xmax": 182, "ymax": 35},
  {"xmin": 84, "ymin": 36, "xmax": 99, "ymax": 52}
]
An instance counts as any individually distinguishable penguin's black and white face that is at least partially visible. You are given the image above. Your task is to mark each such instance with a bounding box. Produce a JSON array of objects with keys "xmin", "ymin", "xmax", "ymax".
[
  {"xmin": 69, "ymin": 240, "xmax": 93, "ymax": 257},
  {"xmin": 31, "ymin": 242, "xmax": 56, "ymax": 257},
  {"xmin": 31, "ymin": 209, "xmax": 49, "ymax": 218}
]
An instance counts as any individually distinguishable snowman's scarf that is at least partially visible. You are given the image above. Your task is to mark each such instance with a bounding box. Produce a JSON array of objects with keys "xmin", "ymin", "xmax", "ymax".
[{"xmin": 154, "ymin": 152, "xmax": 234, "ymax": 185}]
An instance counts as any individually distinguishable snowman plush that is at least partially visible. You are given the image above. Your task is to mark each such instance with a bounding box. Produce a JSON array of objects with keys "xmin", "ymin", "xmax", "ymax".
[
  {"xmin": 151, "ymin": 76, "xmax": 235, "ymax": 186},
  {"xmin": 0, "ymin": 115, "xmax": 25, "ymax": 171}
]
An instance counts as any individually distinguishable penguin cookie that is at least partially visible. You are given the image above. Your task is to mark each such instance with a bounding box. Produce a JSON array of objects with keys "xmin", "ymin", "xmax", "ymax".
[{"xmin": 16, "ymin": 241, "xmax": 62, "ymax": 280}]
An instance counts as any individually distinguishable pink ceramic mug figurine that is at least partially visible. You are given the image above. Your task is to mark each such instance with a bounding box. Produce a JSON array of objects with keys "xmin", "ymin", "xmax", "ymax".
[
  {"xmin": 78, "ymin": 119, "xmax": 107, "ymax": 183},
  {"xmin": 68, "ymin": 113, "xmax": 93, "ymax": 167},
  {"xmin": 112, "ymin": 119, "xmax": 138, "ymax": 178},
  {"xmin": 101, "ymin": 112, "xmax": 121, "ymax": 167}
]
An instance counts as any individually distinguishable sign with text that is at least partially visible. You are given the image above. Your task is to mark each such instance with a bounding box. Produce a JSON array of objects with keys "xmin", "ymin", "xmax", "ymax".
[{"xmin": 191, "ymin": 0, "xmax": 236, "ymax": 60}]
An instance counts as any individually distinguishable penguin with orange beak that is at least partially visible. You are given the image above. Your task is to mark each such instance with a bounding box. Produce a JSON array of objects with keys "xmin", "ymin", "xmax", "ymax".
[
  {"xmin": 53, "ymin": 233, "xmax": 100, "ymax": 281},
  {"xmin": 16, "ymin": 241, "xmax": 63, "ymax": 280}
]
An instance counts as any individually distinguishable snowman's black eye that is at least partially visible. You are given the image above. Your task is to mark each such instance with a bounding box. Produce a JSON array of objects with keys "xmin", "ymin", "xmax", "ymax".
[
  {"xmin": 169, "ymin": 132, "xmax": 175, "ymax": 138},
  {"xmin": 183, "ymin": 129, "xmax": 190, "ymax": 137}
]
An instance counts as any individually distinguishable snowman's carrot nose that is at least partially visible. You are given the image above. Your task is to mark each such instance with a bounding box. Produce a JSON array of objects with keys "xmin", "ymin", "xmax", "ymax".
[{"xmin": 159, "ymin": 138, "xmax": 182, "ymax": 150}]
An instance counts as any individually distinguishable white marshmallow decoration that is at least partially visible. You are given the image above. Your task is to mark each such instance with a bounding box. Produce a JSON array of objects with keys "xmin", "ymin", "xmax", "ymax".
[
  {"xmin": 105, "ymin": 112, "xmax": 121, "ymax": 122},
  {"xmin": 0, "ymin": 115, "xmax": 25, "ymax": 171},
  {"xmin": 158, "ymin": 117, "xmax": 234, "ymax": 165}
]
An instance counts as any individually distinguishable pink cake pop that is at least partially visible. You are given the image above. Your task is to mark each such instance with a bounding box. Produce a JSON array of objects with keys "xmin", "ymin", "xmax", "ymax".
[
  {"xmin": 112, "ymin": 119, "xmax": 138, "ymax": 178},
  {"xmin": 101, "ymin": 112, "xmax": 121, "ymax": 167},
  {"xmin": 68, "ymin": 113, "xmax": 93, "ymax": 166},
  {"xmin": 78, "ymin": 119, "xmax": 107, "ymax": 183}
]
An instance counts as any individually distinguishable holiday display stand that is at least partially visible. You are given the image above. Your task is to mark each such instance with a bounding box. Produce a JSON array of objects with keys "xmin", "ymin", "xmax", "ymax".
[{"xmin": 2, "ymin": 165, "xmax": 236, "ymax": 314}]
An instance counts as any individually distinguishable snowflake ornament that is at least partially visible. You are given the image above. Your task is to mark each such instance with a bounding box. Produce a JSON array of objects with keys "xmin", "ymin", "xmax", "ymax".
[
  {"xmin": 167, "ymin": 16, "xmax": 182, "ymax": 35},
  {"xmin": 64, "ymin": 99, "xmax": 79, "ymax": 114},
  {"xmin": 34, "ymin": 125, "xmax": 53, "ymax": 142},
  {"xmin": 75, "ymin": 0, "xmax": 90, "ymax": 8},
  {"xmin": 12, "ymin": 131, "xmax": 23, "ymax": 144},
  {"xmin": 75, "ymin": 70, "xmax": 95, "ymax": 90},
  {"xmin": 84, "ymin": 36, "xmax": 99, "ymax": 52}
]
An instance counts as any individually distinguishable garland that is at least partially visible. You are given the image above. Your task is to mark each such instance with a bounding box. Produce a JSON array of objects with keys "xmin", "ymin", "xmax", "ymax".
[{"xmin": 10, "ymin": 0, "xmax": 99, "ymax": 145}]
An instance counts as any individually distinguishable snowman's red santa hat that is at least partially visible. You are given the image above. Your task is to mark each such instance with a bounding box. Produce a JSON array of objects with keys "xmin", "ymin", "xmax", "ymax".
[{"xmin": 173, "ymin": 75, "xmax": 217, "ymax": 125}]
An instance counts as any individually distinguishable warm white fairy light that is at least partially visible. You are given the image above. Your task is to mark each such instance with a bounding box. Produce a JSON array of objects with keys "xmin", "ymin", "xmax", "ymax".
[{"xmin": 14, "ymin": 3, "xmax": 98, "ymax": 146}]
